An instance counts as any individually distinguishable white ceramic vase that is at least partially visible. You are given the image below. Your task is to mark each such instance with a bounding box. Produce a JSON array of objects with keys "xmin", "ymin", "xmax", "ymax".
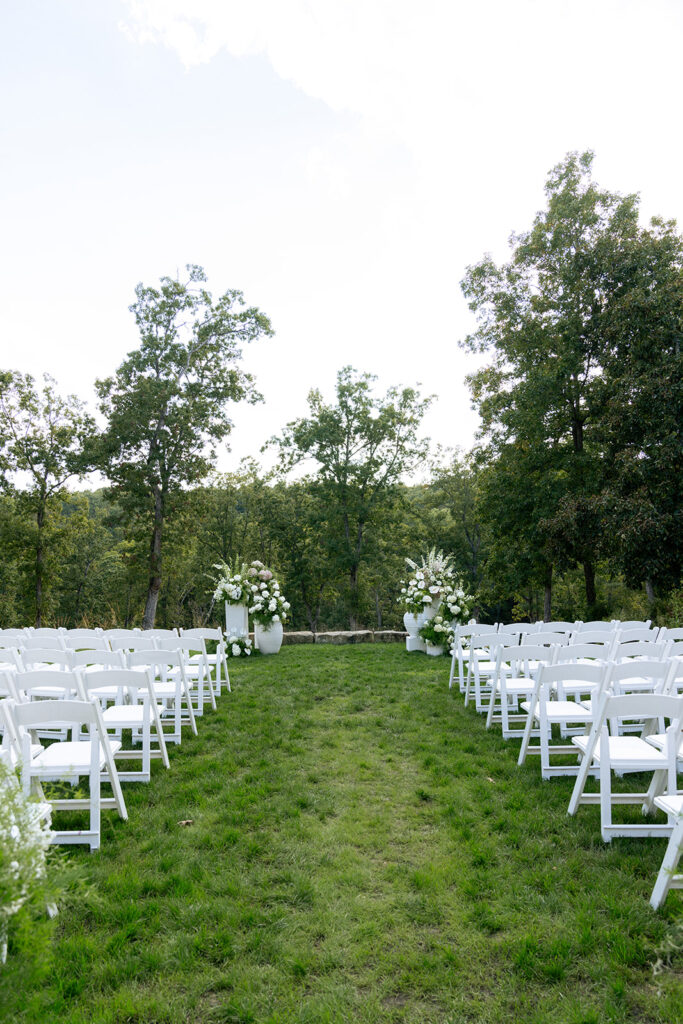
[
  {"xmin": 225, "ymin": 601, "xmax": 249, "ymax": 638},
  {"xmin": 403, "ymin": 612, "xmax": 421, "ymax": 638},
  {"xmin": 254, "ymin": 620, "xmax": 284, "ymax": 655}
]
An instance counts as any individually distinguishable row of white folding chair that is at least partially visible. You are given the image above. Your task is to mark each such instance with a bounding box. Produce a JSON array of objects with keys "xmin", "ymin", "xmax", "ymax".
[
  {"xmin": 0, "ymin": 627, "xmax": 229, "ymax": 692},
  {"xmin": 517, "ymin": 659, "xmax": 681, "ymax": 776},
  {"xmin": 516, "ymin": 660, "xmax": 683, "ymax": 908},
  {"xmin": 449, "ymin": 623, "xmax": 663, "ymax": 694},
  {"xmin": 473, "ymin": 634, "xmax": 671, "ymax": 687},
  {"xmin": 473, "ymin": 640, "xmax": 674, "ymax": 736},
  {"xmin": 568, "ymin": 686, "xmax": 683, "ymax": 843},
  {"xmin": 2, "ymin": 646, "xmax": 199, "ymax": 747},
  {"xmin": 2, "ymin": 634, "xmax": 224, "ymax": 712},
  {"xmin": 0, "ymin": 694, "xmax": 128, "ymax": 851},
  {"xmin": 451, "ymin": 625, "xmax": 544, "ymax": 694},
  {"xmin": 0, "ymin": 662, "xmax": 180, "ymax": 848},
  {"xmin": 464, "ymin": 636, "xmax": 574, "ymax": 713}
]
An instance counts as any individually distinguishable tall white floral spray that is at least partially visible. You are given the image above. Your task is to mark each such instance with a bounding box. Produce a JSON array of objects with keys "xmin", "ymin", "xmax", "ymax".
[{"xmin": 400, "ymin": 548, "xmax": 455, "ymax": 615}]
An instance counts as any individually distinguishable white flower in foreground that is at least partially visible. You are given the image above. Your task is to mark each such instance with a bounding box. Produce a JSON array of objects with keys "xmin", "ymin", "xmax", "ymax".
[
  {"xmin": 429, "ymin": 585, "xmax": 440, "ymax": 594},
  {"xmin": 272, "ymin": 614, "xmax": 280, "ymax": 622},
  {"xmin": 231, "ymin": 644, "xmax": 241, "ymax": 657},
  {"xmin": 422, "ymin": 595, "xmax": 432, "ymax": 603}
]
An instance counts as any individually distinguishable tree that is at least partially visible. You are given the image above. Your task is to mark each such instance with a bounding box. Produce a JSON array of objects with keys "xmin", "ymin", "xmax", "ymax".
[
  {"xmin": 0, "ymin": 371, "xmax": 94, "ymax": 626},
  {"xmin": 96, "ymin": 265, "xmax": 273, "ymax": 628},
  {"xmin": 461, "ymin": 151, "xmax": 683, "ymax": 612},
  {"xmin": 270, "ymin": 366, "xmax": 432, "ymax": 628}
]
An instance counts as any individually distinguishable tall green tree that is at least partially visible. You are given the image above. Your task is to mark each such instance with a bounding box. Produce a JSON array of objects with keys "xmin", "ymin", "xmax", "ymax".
[
  {"xmin": 96, "ymin": 265, "xmax": 273, "ymax": 628},
  {"xmin": 270, "ymin": 367, "xmax": 432, "ymax": 628},
  {"xmin": 0, "ymin": 371, "xmax": 94, "ymax": 625},
  {"xmin": 461, "ymin": 150, "xmax": 683, "ymax": 612}
]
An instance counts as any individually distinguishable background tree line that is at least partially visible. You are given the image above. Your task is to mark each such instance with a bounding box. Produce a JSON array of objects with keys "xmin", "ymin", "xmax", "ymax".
[{"xmin": 0, "ymin": 154, "xmax": 680, "ymax": 630}]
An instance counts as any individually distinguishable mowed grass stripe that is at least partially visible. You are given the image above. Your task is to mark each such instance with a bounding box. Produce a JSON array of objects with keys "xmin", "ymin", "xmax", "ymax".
[{"xmin": 3, "ymin": 646, "xmax": 682, "ymax": 1024}]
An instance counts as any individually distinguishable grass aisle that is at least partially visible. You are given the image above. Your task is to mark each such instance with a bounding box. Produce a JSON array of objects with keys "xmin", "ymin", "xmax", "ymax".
[{"xmin": 4, "ymin": 646, "xmax": 682, "ymax": 1024}]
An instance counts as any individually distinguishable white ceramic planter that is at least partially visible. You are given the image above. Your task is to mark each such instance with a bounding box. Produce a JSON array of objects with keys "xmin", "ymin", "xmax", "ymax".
[
  {"xmin": 254, "ymin": 620, "xmax": 283, "ymax": 655},
  {"xmin": 425, "ymin": 643, "xmax": 445, "ymax": 657},
  {"xmin": 225, "ymin": 601, "xmax": 249, "ymax": 638}
]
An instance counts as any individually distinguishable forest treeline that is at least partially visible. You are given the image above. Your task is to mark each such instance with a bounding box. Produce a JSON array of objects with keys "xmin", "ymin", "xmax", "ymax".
[{"xmin": 0, "ymin": 151, "xmax": 681, "ymax": 630}]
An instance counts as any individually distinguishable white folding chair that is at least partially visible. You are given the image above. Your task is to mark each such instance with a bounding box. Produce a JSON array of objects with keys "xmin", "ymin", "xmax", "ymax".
[
  {"xmin": 12, "ymin": 697, "xmax": 128, "ymax": 849},
  {"xmin": 78, "ymin": 669, "xmax": 170, "ymax": 782},
  {"xmin": 650, "ymin": 796, "xmax": 683, "ymax": 909},
  {"xmin": 485, "ymin": 643, "xmax": 557, "ymax": 737},
  {"xmin": 618, "ymin": 619, "xmax": 652, "ymax": 631},
  {"xmin": 181, "ymin": 627, "xmax": 230, "ymax": 696},
  {"xmin": 532, "ymin": 631, "xmax": 570, "ymax": 647},
  {"xmin": 518, "ymin": 662, "xmax": 606, "ymax": 778},
  {"xmin": 20, "ymin": 635, "xmax": 67, "ymax": 652},
  {"xmin": 449, "ymin": 624, "xmax": 497, "ymax": 692},
  {"xmin": 154, "ymin": 636, "xmax": 215, "ymax": 714},
  {"xmin": 557, "ymin": 641, "xmax": 612, "ymax": 665},
  {"xmin": 30, "ymin": 627, "xmax": 67, "ymax": 640},
  {"xmin": 576, "ymin": 621, "xmax": 618, "ymax": 633},
  {"xmin": 104, "ymin": 629, "xmax": 142, "ymax": 642},
  {"xmin": 126, "ymin": 649, "xmax": 197, "ymax": 744},
  {"xmin": 568, "ymin": 691, "xmax": 683, "ymax": 842},
  {"xmin": 64, "ymin": 628, "xmax": 105, "ymax": 644},
  {"xmin": 535, "ymin": 621, "xmax": 578, "ymax": 634},
  {"xmin": 612, "ymin": 639, "xmax": 672, "ymax": 664},
  {"xmin": 65, "ymin": 635, "xmax": 110, "ymax": 653}
]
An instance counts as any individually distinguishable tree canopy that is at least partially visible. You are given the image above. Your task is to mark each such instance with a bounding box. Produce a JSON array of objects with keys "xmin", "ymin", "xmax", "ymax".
[{"xmin": 96, "ymin": 265, "xmax": 273, "ymax": 627}]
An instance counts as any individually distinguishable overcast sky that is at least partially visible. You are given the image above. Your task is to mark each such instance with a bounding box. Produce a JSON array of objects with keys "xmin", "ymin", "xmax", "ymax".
[{"xmin": 2, "ymin": 0, "xmax": 682, "ymax": 476}]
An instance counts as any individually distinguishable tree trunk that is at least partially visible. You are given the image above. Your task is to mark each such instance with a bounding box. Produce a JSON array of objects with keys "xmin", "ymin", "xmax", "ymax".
[
  {"xmin": 583, "ymin": 560, "xmax": 596, "ymax": 610},
  {"xmin": 543, "ymin": 565, "xmax": 553, "ymax": 622},
  {"xmin": 645, "ymin": 577, "xmax": 655, "ymax": 606},
  {"xmin": 35, "ymin": 505, "xmax": 45, "ymax": 628},
  {"xmin": 349, "ymin": 564, "xmax": 359, "ymax": 630},
  {"xmin": 142, "ymin": 486, "xmax": 164, "ymax": 629},
  {"xmin": 374, "ymin": 588, "xmax": 382, "ymax": 628}
]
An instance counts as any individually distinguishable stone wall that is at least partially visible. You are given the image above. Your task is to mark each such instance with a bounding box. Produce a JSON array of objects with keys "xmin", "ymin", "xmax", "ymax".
[{"xmin": 281, "ymin": 629, "xmax": 406, "ymax": 646}]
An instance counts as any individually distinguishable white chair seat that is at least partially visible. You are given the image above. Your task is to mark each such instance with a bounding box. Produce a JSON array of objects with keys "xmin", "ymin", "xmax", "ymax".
[
  {"xmin": 24, "ymin": 684, "xmax": 77, "ymax": 698},
  {"xmin": 31, "ymin": 738, "xmax": 122, "ymax": 774},
  {"xmin": 644, "ymin": 734, "xmax": 683, "ymax": 756},
  {"xmin": 152, "ymin": 681, "xmax": 181, "ymax": 698},
  {"xmin": 573, "ymin": 734, "xmax": 669, "ymax": 769},
  {"xmin": 654, "ymin": 795, "xmax": 683, "ymax": 817},
  {"xmin": 102, "ymin": 705, "xmax": 165, "ymax": 726},
  {"xmin": 521, "ymin": 699, "xmax": 592, "ymax": 721},
  {"xmin": 502, "ymin": 677, "xmax": 536, "ymax": 694}
]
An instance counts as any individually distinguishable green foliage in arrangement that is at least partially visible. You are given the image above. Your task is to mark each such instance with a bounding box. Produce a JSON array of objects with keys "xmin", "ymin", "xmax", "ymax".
[{"xmin": 2, "ymin": 647, "xmax": 681, "ymax": 1023}]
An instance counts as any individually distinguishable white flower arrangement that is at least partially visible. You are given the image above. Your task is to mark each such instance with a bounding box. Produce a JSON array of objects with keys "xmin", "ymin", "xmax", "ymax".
[
  {"xmin": 225, "ymin": 634, "xmax": 252, "ymax": 658},
  {"xmin": 211, "ymin": 561, "xmax": 250, "ymax": 607},
  {"xmin": 441, "ymin": 578, "xmax": 475, "ymax": 625},
  {"xmin": 418, "ymin": 614, "xmax": 455, "ymax": 651},
  {"xmin": 248, "ymin": 567, "xmax": 290, "ymax": 628},
  {"xmin": 0, "ymin": 761, "xmax": 51, "ymax": 941},
  {"xmin": 400, "ymin": 548, "xmax": 456, "ymax": 614}
]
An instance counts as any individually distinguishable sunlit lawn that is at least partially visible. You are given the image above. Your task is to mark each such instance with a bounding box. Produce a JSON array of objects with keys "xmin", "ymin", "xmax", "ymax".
[{"xmin": 3, "ymin": 645, "xmax": 682, "ymax": 1023}]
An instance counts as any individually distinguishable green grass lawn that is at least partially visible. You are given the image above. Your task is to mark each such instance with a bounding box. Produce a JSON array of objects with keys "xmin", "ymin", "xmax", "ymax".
[{"xmin": 3, "ymin": 645, "xmax": 682, "ymax": 1023}]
